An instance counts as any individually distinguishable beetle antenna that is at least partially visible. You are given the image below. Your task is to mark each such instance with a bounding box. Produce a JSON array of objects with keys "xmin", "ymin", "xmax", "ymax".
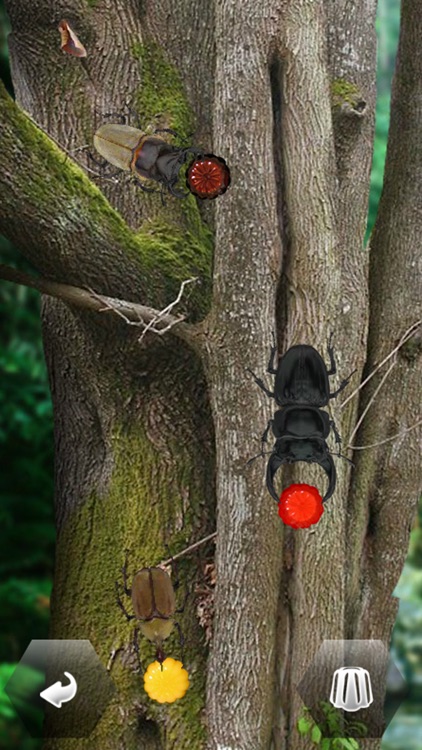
[{"xmin": 246, "ymin": 450, "xmax": 273, "ymax": 466}]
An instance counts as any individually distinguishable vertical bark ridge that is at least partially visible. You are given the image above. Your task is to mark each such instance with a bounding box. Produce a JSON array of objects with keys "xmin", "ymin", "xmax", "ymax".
[
  {"xmin": 273, "ymin": 5, "xmax": 351, "ymax": 748},
  {"xmin": 206, "ymin": 2, "xmax": 285, "ymax": 747}
]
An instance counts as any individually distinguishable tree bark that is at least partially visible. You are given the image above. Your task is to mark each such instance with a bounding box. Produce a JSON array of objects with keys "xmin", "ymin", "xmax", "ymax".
[
  {"xmin": 0, "ymin": 0, "xmax": 420, "ymax": 749},
  {"xmin": 348, "ymin": 0, "xmax": 422, "ymax": 644}
]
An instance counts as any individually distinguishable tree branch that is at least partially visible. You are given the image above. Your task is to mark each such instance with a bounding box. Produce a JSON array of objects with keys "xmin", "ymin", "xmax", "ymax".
[
  {"xmin": 0, "ymin": 81, "xmax": 212, "ymax": 317},
  {"xmin": 0, "ymin": 264, "xmax": 203, "ymax": 348}
]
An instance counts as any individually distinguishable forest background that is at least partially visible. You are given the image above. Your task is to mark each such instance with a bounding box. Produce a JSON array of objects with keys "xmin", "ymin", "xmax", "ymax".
[{"xmin": 0, "ymin": 0, "xmax": 420, "ymax": 748}]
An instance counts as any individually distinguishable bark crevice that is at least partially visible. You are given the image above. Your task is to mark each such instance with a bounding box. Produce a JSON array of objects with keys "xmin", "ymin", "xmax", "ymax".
[{"xmin": 270, "ymin": 54, "xmax": 291, "ymax": 345}]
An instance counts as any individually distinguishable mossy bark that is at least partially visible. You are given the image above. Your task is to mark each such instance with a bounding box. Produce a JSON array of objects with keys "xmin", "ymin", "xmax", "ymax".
[{"xmin": 40, "ymin": 304, "xmax": 213, "ymax": 750}]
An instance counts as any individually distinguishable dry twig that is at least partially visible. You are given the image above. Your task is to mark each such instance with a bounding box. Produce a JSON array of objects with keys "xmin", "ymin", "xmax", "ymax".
[
  {"xmin": 348, "ymin": 419, "xmax": 422, "ymax": 451},
  {"xmin": 340, "ymin": 319, "xmax": 422, "ymax": 409},
  {"xmin": 89, "ymin": 276, "xmax": 198, "ymax": 343},
  {"xmin": 160, "ymin": 532, "xmax": 217, "ymax": 566}
]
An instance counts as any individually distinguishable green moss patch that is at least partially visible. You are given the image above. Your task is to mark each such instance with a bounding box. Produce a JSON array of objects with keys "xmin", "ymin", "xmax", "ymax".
[
  {"xmin": 331, "ymin": 78, "xmax": 362, "ymax": 109},
  {"xmin": 131, "ymin": 41, "xmax": 193, "ymax": 137}
]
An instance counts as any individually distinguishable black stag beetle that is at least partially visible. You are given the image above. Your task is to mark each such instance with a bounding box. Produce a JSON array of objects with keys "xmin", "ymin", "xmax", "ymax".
[{"xmin": 247, "ymin": 334, "xmax": 355, "ymax": 502}]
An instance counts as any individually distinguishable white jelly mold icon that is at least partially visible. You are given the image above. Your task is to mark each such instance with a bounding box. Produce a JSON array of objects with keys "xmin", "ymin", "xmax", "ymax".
[{"xmin": 329, "ymin": 666, "xmax": 373, "ymax": 712}]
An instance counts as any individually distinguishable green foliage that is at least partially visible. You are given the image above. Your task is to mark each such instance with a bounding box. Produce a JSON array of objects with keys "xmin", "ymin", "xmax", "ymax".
[
  {"xmin": 0, "ymin": 2, "xmax": 12, "ymax": 95},
  {"xmin": 297, "ymin": 704, "xmax": 367, "ymax": 748},
  {"xmin": 407, "ymin": 499, "xmax": 422, "ymax": 569},
  {"xmin": 0, "ymin": 579, "xmax": 51, "ymax": 661},
  {"xmin": 376, "ymin": 0, "xmax": 401, "ymax": 95},
  {"xmin": 0, "ymin": 664, "xmax": 16, "ymax": 719},
  {"xmin": 0, "ymin": 663, "xmax": 40, "ymax": 750},
  {"xmin": 0, "ymin": 234, "xmax": 52, "ymax": 748},
  {"xmin": 0, "ymin": 237, "xmax": 54, "ymax": 662},
  {"xmin": 366, "ymin": 0, "xmax": 401, "ymax": 241},
  {"xmin": 366, "ymin": 92, "xmax": 391, "ymax": 241}
]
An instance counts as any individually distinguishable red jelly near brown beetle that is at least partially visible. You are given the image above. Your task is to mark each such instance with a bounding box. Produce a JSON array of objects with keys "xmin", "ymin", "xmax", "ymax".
[{"xmin": 186, "ymin": 155, "xmax": 230, "ymax": 199}]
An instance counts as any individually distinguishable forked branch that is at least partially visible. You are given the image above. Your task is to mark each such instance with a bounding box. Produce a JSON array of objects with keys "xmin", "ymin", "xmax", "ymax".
[{"xmin": 0, "ymin": 264, "xmax": 202, "ymax": 348}]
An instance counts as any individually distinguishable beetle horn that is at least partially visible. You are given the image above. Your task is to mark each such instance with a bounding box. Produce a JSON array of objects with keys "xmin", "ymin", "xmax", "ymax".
[
  {"xmin": 318, "ymin": 453, "xmax": 336, "ymax": 502},
  {"xmin": 266, "ymin": 453, "xmax": 284, "ymax": 502}
]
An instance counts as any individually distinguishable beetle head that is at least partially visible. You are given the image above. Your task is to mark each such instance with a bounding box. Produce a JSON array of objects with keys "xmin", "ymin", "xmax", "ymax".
[
  {"xmin": 277, "ymin": 437, "xmax": 327, "ymax": 463},
  {"xmin": 157, "ymin": 144, "xmax": 209, "ymax": 195},
  {"xmin": 156, "ymin": 146, "xmax": 190, "ymax": 183}
]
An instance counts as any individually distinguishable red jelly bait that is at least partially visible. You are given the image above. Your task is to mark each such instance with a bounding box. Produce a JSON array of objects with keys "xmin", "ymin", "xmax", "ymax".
[
  {"xmin": 278, "ymin": 483, "xmax": 324, "ymax": 529},
  {"xmin": 186, "ymin": 155, "xmax": 230, "ymax": 199}
]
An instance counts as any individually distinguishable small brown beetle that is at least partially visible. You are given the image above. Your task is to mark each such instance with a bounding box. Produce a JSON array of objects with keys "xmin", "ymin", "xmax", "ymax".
[{"xmin": 115, "ymin": 552, "xmax": 185, "ymax": 669}]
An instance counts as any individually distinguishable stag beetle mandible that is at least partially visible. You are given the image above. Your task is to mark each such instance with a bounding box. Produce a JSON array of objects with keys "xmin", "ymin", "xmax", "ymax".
[{"xmin": 247, "ymin": 334, "xmax": 355, "ymax": 502}]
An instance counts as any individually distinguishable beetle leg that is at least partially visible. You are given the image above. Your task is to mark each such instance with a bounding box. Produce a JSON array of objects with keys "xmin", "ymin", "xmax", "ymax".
[
  {"xmin": 175, "ymin": 584, "xmax": 190, "ymax": 614},
  {"xmin": 247, "ymin": 417, "xmax": 274, "ymax": 464},
  {"xmin": 168, "ymin": 183, "xmax": 190, "ymax": 199},
  {"xmin": 95, "ymin": 109, "xmax": 127, "ymax": 125},
  {"xmin": 329, "ymin": 418, "xmax": 342, "ymax": 449},
  {"xmin": 132, "ymin": 627, "xmax": 144, "ymax": 673},
  {"xmin": 260, "ymin": 418, "xmax": 274, "ymax": 447},
  {"xmin": 331, "ymin": 451, "xmax": 354, "ymax": 467},
  {"xmin": 329, "ymin": 368, "xmax": 357, "ymax": 399},
  {"xmin": 87, "ymin": 151, "xmax": 122, "ymax": 179},
  {"xmin": 126, "ymin": 107, "xmax": 143, "ymax": 128},
  {"xmin": 121, "ymin": 550, "xmax": 132, "ymax": 596},
  {"xmin": 266, "ymin": 452, "xmax": 284, "ymax": 502},
  {"xmin": 246, "ymin": 448, "xmax": 273, "ymax": 465},
  {"xmin": 246, "ymin": 368, "xmax": 275, "ymax": 399},
  {"xmin": 134, "ymin": 181, "xmax": 160, "ymax": 194},
  {"xmin": 154, "ymin": 127, "xmax": 184, "ymax": 140},
  {"xmin": 115, "ymin": 581, "xmax": 135, "ymax": 621},
  {"xmin": 267, "ymin": 332, "xmax": 278, "ymax": 375},
  {"xmin": 97, "ymin": 107, "xmax": 144, "ymax": 129},
  {"xmin": 174, "ymin": 621, "xmax": 185, "ymax": 665},
  {"xmin": 327, "ymin": 332, "xmax": 336, "ymax": 375}
]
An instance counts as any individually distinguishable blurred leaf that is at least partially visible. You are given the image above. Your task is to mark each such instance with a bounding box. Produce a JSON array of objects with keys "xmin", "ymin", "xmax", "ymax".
[
  {"xmin": 0, "ymin": 663, "xmax": 16, "ymax": 719},
  {"xmin": 298, "ymin": 716, "xmax": 313, "ymax": 735},
  {"xmin": 312, "ymin": 724, "xmax": 322, "ymax": 744}
]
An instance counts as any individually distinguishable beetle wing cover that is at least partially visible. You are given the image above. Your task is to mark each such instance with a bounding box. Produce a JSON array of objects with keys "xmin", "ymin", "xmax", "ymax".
[
  {"xmin": 132, "ymin": 567, "xmax": 176, "ymax": 619},
  {"xmin": 93, "ymin": 124, "xmax": 144, "ymax": 171},
  {"xmin": 276, "ymin": 346, "xmax": 329, "ymax": 406}
]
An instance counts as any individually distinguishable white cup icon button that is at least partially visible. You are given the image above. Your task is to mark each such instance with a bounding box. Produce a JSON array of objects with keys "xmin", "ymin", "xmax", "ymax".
[{"xmin": 329, "ymin": 667, "xmax": 374, "ymax": 712}]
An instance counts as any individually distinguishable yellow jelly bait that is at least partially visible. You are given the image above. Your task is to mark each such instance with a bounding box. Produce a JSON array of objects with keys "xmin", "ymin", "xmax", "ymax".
[{"xmin": 144, "ymin": 658, "xmax": 190, "ymax": 703}]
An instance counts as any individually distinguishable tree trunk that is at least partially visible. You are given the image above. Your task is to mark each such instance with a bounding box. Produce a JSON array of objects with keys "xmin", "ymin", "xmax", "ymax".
[{"xmin": 0, "ymin": 0, "xmax": 420, "ymax": 748}]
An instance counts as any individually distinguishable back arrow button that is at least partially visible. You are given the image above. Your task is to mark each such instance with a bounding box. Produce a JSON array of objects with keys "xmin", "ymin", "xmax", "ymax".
[{"xmin": 40, "ymin": 672, "xmax": 78, "ymax": 708}]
